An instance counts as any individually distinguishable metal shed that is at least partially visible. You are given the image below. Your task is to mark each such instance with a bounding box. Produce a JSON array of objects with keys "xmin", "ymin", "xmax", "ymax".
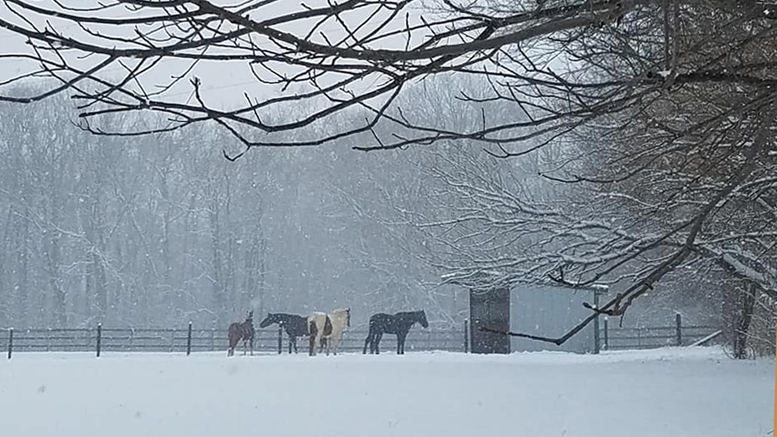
[{"xmin": 446, "ymin": 271, "xmax": 608, "ymax": 355}]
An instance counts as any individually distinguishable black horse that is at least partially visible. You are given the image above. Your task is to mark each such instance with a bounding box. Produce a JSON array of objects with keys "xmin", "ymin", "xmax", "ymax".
[
  {"xmin": 363, "ymin": 310, "xmax": 429, "ymax": 355},
  {"xmin": 227, "ymin": 311, "xmax": 255, "ymax": 357},
  {"xmin": 259, "ymin": 312, "xmax": 310, "ymax": 353}
]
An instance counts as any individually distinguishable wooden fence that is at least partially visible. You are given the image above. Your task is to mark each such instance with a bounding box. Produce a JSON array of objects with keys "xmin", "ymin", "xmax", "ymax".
[
  {"xmin": 2, "ymin": 323, "xmax": 468, "ymax": 358},
  {"xmin": 599, "ymin": 314, "xmax": 720, "ymax": 351}
]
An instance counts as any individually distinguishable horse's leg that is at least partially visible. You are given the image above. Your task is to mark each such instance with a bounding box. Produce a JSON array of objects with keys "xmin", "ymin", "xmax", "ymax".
[
  {"xmin": 398, "ymin": 333, "xmax": 406, "ymax": 355},
  {"xmin": 375, "ymin": 333, "xmax": 382, "ymax": 354},
  {"xmin": 250, "ymin": 336, "xmax": 254, "ymax": 356},
  {"xmin": 363, "ymin": 332, "xmax": 372, "ymax": 354},
  {"xmin": 330, "ymin": 334, "xmax": 340, "ymax": 356}
]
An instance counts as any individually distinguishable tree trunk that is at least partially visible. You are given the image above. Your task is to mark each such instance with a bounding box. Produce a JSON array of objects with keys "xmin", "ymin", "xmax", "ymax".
[
  {"xmin": 82, "ymin": 194, "xmax": 108, "ymax": 324},
  {"xmin": 733, "ymin": 282, "xmax": 757, "ymax": 359},
  {"xmin": 0, "ymin": 208, "xmax": 13, "ymax": 327},
  {"xmin": 209, "ymin": 201, "xmax": 226, "ymax": 325},
  {"xmin": 46, "ymin": 190, "xmax": 67, "ymax": 327},
  {"xmin": 17, "ymin": 209, "xmax": 31, "ymax": 328},
  {"xmin": 48, "ymin": 228, "xmax": 66, "ymax": 327}
]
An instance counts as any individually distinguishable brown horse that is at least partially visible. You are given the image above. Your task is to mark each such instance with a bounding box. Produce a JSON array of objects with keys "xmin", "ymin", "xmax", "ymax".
[{"xmin": 227, "ymin": 311, "xmax": 255, "ymax": 357}]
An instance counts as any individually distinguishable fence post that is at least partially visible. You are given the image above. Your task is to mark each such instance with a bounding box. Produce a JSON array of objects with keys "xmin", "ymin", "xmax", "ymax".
[
  {"xmin": 96, "ymin": 324, "xmax": 102, "ymax": 358},
  {"xmin": 277, "ymin": 326, "xmax": 283, "ymax": 355},
  {"xmin": 603, "ymin": 317, "xmax": 609, "ymax": 351},
  {"xmin": 186, "ymin": 322, "xmax": 193, "ymax": 356},
  {"xmin": 7, "ymin": 328, "xmax": 13, "ymax": 360},
  {"xmin": 675, "ymin": 313, "xmax": 682, "ymax": 346},
  {"xmin": 464, "ymin": 319, "xmax": 469, "ymax": 353},
  {"xmin": 593, "ymin": 292, "xmax": 601, "ymax": 354},
  {"xmin": 210, "ymin": 328, "xmax": 216, "ymax": 351}
]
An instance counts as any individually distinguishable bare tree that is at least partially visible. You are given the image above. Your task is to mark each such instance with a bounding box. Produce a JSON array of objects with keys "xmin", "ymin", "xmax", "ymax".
[
  {"xmin": 1, "ymin": 0, "xmax": 775, "ymax": 348},
  {"xmin": 0, "ymin": 1, "xmax": 771, "ymax": 150}
]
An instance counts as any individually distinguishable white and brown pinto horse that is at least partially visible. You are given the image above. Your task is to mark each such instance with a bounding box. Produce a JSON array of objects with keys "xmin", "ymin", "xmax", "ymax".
[{"xmin": 307, "ymin": 308, "xmax": 350, "ymax": 356}]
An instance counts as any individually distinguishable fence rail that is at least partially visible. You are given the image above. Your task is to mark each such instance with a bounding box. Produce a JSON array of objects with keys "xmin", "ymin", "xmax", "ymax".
[
  {"xmin": 1, "ymin": 324, "xmax": 467, "ymax": 357},
  {"xmin": 600, "ymin": 314, "xmax": 720, "ymax": 351},
  {"xmin": 2, "ymin": 315, "xmax": 723, "ymax": 358}
]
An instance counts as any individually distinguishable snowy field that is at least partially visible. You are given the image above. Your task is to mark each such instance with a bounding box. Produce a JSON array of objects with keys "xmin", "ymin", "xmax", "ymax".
[{"xmin": 0, "ymin": 347, "xmax": 772, "ymax": 437}]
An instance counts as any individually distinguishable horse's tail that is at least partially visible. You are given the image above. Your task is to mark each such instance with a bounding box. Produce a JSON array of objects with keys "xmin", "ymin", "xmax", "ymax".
[
  {"xmin": 323, "ymin": 315, "xmax": 333, "ymax": 337},
  {"xmin": 228, "ymin": 323, "xmax": 241, "ymax": 351}
]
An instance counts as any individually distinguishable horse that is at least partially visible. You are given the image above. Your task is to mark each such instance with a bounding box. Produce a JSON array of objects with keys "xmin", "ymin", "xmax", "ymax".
[
  {"xmin": 259, "ymin": 312, "xmax": 309, "ymax": 353},
  {"xmin": 307, "ymin": 308, "xmax": 351, "ymax": 356},
  {"xmin": 323, "ymin": 308, "xmax": 350, "ymax": 356},
  {"xmin": 227, "ymin": 311, "xmax": 255, "ymax": 357},
  {"xmin": 363, "ymin": 310, "xmax": 428, "ymax": 355},
  {"xmin": 307, "ymin": 312, "xmax": 332, "ymax": 356}
]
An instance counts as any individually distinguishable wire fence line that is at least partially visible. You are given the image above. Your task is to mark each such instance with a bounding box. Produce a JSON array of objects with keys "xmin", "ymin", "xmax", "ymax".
[
  {"xmin": 1, "ymin": 325, "xmax": 468, "ymax": 357},
  {"xmin": 1, "ymin": 316, "xmax": 722, "ymax": 358},
  {"xmin": 600, "ymin": 315, "xmax": 721, "ymax": 350}
]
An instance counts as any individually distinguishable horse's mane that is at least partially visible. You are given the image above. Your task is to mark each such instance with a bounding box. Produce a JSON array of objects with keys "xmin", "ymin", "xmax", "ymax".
[{"xmin": 272, "ymin": 312, "xmax": 305, "ymax": 319}]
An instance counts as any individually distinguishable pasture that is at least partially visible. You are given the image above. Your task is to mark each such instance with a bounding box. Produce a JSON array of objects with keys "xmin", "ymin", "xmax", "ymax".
[{"xmin": 0, "ymin": 347, "xmax": 772, "ymax": 437}]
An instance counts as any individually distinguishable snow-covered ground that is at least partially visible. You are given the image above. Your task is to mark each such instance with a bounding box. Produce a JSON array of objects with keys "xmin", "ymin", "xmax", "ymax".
[{"xmin": 0, "ymin": 347, "xmax": 772, "ymax": 437}]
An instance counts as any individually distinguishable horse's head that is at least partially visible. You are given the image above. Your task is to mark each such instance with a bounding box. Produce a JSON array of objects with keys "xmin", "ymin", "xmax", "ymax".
[
  {"xmin": 331, "ymin": 308, "xmax": 351, "ymax": 328},
  {"xmin": 259, "ymin": 312, "xmax": 275, "ymax": 328},
  {"xmin": 417, "ymin": 310, "xmax": 429, "ymax": 328}
]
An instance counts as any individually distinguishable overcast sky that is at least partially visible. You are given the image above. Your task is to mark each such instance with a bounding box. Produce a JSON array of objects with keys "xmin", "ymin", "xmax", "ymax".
[{"xmin": 0, "ymin": 0, "xmax": 429, "ymax": 110}]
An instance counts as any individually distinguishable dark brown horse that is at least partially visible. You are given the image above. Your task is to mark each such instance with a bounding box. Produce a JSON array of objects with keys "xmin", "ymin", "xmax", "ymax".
[
  {"xmin": 259, "ymin": 312, "xmax": 309, "ymax": 354},
  {"xmin": 227, "ymin": 311, "xmax": 255, "ymax": 357},
  {"xmin": 363, "ymin": 310, "xmax": 428, "ymax": 355}
]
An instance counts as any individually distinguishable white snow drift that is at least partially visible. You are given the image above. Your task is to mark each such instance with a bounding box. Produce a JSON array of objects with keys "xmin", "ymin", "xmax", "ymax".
[{"xmin": 0, "ymin": 347, "xmax": 772, "ymax": 437}]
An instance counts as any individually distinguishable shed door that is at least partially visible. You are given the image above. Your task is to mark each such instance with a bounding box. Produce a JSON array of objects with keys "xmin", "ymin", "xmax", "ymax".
[{"xmin": 470, "ymin": 287, "xmax": 510, "ymax": 354}]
